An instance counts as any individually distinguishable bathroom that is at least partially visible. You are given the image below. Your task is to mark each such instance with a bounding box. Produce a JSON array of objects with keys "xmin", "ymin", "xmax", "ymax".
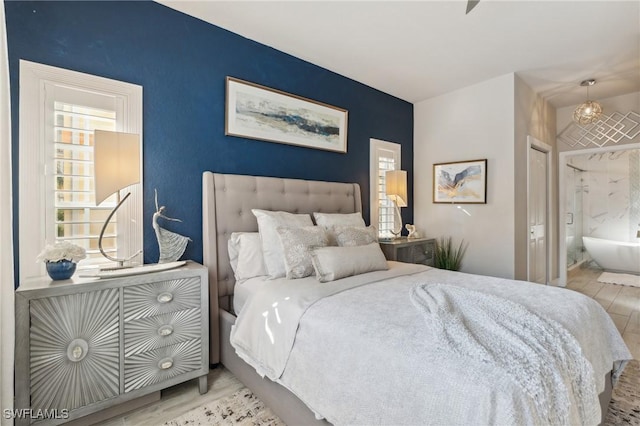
[{"xmin": 563, "ymin": 146, "xmax": 640, "ymax": 278}]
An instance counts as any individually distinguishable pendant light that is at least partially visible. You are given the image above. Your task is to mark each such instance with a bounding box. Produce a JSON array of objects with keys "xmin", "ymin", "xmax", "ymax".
[{"xmin": 573, "ymin": 79, "xmax": 603, "ymax": 125}]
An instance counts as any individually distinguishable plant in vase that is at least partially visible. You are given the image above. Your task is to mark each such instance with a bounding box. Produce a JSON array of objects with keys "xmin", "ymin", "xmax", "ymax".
[
  {"xmin": 434, "ymin": 236, "xmax": 468, "ymax": 271},
  {"xmin": 37, "ymin": 241, "xmax": 86, "ymax": 280}
]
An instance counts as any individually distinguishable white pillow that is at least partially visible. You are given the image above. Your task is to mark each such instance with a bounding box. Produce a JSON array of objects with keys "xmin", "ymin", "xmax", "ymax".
[
  {"xmin": 333, "ymin": 225, "xmax": 378, "ymax": 247},
  {"xmin": 228, "ymin": 232, "xmax": 267, "ymax": 282},
  {"xmin": 313, "ymin": 212, "xmax": 365, "ymax": 228},
  {"xmin": 252, "ymin": 209, "xmax": 313, "ymax": 279},
  {"xmin": 228, "ymin": 233, "xmax": 242, "ymax": 275},
  {"xmin": 313, "ymin": 212, "xmax": 365, "ymax": 245},
  {"xmin": 310, "ymin": 243, "xmax": 388, "ymax": 282},
  {"xmin": 277, "ymin": 226, "xmax": 329, "ymax": 279}
]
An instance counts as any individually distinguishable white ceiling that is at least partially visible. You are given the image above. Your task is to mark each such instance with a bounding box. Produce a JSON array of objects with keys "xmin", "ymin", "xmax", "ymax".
[{"xmin": 157, "ymin": 0, "xmax": 640, "ymax": 107}]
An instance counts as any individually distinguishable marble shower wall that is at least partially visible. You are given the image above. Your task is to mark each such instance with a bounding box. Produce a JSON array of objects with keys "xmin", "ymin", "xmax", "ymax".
[{"xmin": 572, "ymin": 149, "xmax": 640, "ymax": 242}]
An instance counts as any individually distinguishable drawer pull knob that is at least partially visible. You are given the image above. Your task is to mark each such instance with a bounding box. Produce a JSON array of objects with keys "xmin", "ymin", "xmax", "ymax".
[
  {"xmin": 72, "ymin": 346, "xmax": 83, "ymax": 359},
  {"xmin": 66, "ymin": 338, "xmax": 89, "ymax": 362},
  {"xmin": 158, "ymin": 325, "xmax": 174, "ymax": 336},
  {"xmin": 157, "ymin": 292, "xmax": 174, "ymax": 303},
  {"xmin": 158, "ymin": 358, "xmax": 174, "ymax": 370}
]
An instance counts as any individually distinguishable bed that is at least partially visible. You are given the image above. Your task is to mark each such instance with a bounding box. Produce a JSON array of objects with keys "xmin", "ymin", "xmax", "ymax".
[{"xmin": 202, "ymin": 171, "xmax": 631, "ymax": 425}]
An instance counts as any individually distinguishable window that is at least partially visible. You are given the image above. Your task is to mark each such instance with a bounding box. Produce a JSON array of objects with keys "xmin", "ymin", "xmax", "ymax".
[
  {"xmin": 370, "ymin": 139, "xmax": 401, "ymax": 238},
  {"xmin": 19, "ymin": 61, "xmax": 143, "ymax": 280},
  {"xmin": 52, "ymin": 102, "xmax": 119, "ymax": 261}
]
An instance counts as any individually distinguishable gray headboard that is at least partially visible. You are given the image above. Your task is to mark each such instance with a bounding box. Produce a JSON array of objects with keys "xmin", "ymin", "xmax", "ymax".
[{"xmin": 202, "ymin": 172, "xmax": 362, "ymax": 363}]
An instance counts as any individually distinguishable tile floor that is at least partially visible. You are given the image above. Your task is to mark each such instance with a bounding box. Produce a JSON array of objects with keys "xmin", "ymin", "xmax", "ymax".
[
  {"xmin": 566, "ymin": 266, "xmax": 640, "ymax": 360},
  {"xmin": 98, "ymin": 267, "xmax": 639, "ymax": 425}
]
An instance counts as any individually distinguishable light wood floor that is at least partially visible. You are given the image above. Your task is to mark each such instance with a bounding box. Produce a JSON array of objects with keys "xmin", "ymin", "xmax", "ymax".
[
  {"xmin": 566, "ymin": 266, "xmax": 640, "ymax": 360},
  {"xmin": 98, "ymin": 267, "xmax": 639, "ymax": 425},
  {"xmin": 97, "ymin": 367, "xmax": 244, "ymax": 426}
]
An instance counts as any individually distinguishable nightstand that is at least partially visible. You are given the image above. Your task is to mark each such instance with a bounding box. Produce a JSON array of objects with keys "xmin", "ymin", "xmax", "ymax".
[{"xmin": 379, "ymin": 237, "xmax": 436, "ymax": 266}]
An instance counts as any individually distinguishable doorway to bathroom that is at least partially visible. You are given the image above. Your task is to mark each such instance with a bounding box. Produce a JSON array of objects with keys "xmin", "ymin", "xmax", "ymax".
[{"xmin": 558, "ymin": 143, "xmax": 640, "ymax": 286}]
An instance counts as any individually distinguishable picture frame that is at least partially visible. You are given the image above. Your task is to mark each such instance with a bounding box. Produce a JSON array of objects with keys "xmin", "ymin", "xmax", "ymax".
[
  {"xmin": 225, "ymin": 76, "xmax": 348, "ymax": 153},
  {"xmin": 433, "ymin": 159, "xmax": 487, "ymax": 204}
]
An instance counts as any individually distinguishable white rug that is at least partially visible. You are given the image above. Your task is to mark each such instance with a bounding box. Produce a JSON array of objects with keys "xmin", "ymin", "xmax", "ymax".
[{"xmin": 598, "ymin": 272, "xmax": 640, "ymax": 288}]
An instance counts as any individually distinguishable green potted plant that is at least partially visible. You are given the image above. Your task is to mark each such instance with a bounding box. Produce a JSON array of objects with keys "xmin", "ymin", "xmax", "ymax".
[{"xmin": 434, "ymin": 237, "xmax": 468, "ymax": 271}]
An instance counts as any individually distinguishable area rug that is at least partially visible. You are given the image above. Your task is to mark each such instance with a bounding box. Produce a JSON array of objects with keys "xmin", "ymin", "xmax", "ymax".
[
  {"xmin": 165, "ymin": 361, "xmax": 640, "ymax": 425},
  {"xmin": 605, "ymin": 359, "xmax": 640, "ymax": 425},
  {"xmin": 598, "ymin": 272, "xmax": 640, "ymax": 288},
  {"xmin": 162, "ymin": 388, "xmax": 284, "ymax": 426}
]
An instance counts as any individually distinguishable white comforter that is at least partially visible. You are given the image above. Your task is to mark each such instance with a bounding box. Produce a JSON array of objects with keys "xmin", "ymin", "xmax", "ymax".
[{"xmin": 231, "ymin": 262, "xmax": 631, "ymax": 425}]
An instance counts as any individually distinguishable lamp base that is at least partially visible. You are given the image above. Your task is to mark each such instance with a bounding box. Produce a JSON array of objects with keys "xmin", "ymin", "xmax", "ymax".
[
  {"xmin": 98, "ymin": 191, "xmax": 142, "ymax": 268},
  {"xmin": 99, "ymin": 263, "xmax": 135, "ymax": 272}
]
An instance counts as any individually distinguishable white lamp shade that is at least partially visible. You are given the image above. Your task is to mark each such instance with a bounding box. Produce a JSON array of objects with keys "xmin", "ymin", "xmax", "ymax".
[
  {"xmin": 94, "ymin": 130, "xmax": 141, "ymax": 205},
  {"xmin": 385, "ymin": 169, "xmax": 407, "ymax": 207}
]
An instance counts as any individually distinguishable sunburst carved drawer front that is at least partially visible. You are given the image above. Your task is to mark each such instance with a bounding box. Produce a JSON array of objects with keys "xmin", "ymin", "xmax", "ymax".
[
  {"xmin": 16, "ymin": 263, "xmax": 208, "ymax": 425},
  {"xmin": 29, "ymin": 288, "xmax": 120, "ymax": 412},
  {"xmin": 124, "ymin": 339, "xmax": 202, "ymax": 393},
  {"xmin": 123, "ymin": 277, "xmax": 201, "ymax": 321},
  {"xmin": 124, "ymin": 308, "xmax": 201, "ymax": 357}
]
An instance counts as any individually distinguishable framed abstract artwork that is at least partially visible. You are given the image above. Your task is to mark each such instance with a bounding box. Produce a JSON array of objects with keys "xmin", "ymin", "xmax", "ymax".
[
  {"xmin": 225, "ymin": 77, "xmax": 348, "ymax": 153},
  {"xmin": 433, "ymin": 159, "xmax": 487, "ymax": 204}
]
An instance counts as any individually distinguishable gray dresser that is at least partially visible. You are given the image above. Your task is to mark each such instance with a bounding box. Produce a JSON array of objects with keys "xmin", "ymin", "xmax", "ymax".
[{"xmin": 15, "ymin": 261, "xmax": 209, "ymax": 425}]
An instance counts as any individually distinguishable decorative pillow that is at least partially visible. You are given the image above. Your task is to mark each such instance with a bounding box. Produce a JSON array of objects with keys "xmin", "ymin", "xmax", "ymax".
[
  {"xmin": 312, "ymin": 212, "xmax": 365, "ymax": 228},
  {"xmin": 313, "ymin": 212, "xmax": 366, "ymax": 245},
  {"xmin": 276, "ymin": 226, "xmax": 329, "ymax": 279},
  {"xmin": 252, "ymin": 209, "xmax": 313, "ymax": 279},
  {"xmin": 333, "ymin": 225, "xmax": 378, "ymax": 247},
  {"xmin": 310, "ymin": 243, "xmax": 389, "ymax": 283},
  {"xmin": 228, "ymin": 232, "xmax": 267, "ymax": 282}
]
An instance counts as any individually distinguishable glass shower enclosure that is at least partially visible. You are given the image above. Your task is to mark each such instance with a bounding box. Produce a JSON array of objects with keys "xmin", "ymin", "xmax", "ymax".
[{"xmin": 565, "ymin": 163, "xmax": 585, "ymax": 267}]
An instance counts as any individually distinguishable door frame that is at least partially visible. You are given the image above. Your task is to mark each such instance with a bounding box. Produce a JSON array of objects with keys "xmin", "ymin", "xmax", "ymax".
[
  {"xmin": 558, "ymin": 142, "xmax": 640, "ymax": 286},
  {"xmin": 526, "ymin": 136, "xmax": 553, "ymax": 284}
]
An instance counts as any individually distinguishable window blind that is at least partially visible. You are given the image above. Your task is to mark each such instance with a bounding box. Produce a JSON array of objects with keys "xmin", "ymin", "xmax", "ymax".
[
  {"xmin": 53, "ymin": 102, "xmax": 117, "ymax": 263},
  {"xmin": 377, "ymin": 155, "xmax": 396, "ymax": 237}
]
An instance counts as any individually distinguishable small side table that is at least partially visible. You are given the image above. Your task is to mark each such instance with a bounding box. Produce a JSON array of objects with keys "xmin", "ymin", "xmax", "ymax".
[{"xmin": 379, "ymin": 237, "xmax": 436, "ymax": 266}]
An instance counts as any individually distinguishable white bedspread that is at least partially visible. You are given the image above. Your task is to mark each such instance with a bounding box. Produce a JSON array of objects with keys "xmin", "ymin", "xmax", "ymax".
[
  {"xmin": 231, "ymin": 262, "xmax": 428, "ymax": 378},
  {"xmin": 411, "ymin": 283, "xmax": 598, "ymax": 425},
  {"xmin": 231, "ymin": 263, "xmax": 632, "ymax": 425}
]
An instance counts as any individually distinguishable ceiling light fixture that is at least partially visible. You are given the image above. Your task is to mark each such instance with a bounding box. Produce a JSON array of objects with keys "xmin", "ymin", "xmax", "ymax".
[{"xmin": 573, "ymin": 79, "xmax": 603, "ymax": 125}]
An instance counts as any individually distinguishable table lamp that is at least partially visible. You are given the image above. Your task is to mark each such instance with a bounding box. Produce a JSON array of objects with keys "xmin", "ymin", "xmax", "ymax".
[
  {"xmin": 385, "ymin": 169, "xmax": 407, "ymax": 238},
  {"xmin": 94, "ymin": 130, "xmax": 142, "ymax": 269}
]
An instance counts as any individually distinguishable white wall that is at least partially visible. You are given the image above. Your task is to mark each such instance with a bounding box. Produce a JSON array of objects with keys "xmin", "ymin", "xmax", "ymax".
[
  {"xmin": 513, "ymin": 75, "xmax": 557, "ymax": 281},
  {"xmin": 1, "ymin": 0, "xmax": 15, "ymax": 423},
  {"xmin": 414, "ymin": 74, "xmax": 516, "ymax": 278},
  {"xmin": 557, "ymin": 91, "xmax": 640, "ymax": 153}
]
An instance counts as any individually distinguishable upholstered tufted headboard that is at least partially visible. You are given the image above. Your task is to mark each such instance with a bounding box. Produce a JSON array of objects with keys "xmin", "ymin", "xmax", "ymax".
[{"xmin": 202, "ymin": 172, "xmax": 362, "ymax": 362}]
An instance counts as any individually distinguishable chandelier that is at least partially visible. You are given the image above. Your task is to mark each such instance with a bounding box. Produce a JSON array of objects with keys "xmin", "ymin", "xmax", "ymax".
[{"xmin": 573, "ymin": 79, "xmax": 603, "ymax": 125}]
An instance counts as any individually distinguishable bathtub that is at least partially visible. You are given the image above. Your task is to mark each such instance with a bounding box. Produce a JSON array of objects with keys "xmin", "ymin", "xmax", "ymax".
[{"xmin": 582, "ymin": 236, "xmax": 640, "ymax": 274}]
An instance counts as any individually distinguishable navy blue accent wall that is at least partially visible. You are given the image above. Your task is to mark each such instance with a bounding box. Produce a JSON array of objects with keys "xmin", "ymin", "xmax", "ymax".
[{"xmin": 6, "ymin": 1, "xmax": 413, "ymax": 277}]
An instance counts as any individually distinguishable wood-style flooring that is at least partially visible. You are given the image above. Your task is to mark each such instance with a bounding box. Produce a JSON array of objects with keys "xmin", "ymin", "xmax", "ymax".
[
  {"xmin": 99, "ymin": 266, "xmax": 639, "ymax": 425},
  {"xmin": 97, "ymin": 367, "xmax": 243, "ymax": 426}
]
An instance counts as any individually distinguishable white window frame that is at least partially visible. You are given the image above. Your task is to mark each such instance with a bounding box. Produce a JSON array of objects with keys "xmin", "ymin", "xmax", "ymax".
[
  {"xmin": 19, "ymin": 60, "xmax": 143, "ymax": 281},
  {"xmin": 369, "ymin": 138, "xmax": 402, "ymax": 238}
]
